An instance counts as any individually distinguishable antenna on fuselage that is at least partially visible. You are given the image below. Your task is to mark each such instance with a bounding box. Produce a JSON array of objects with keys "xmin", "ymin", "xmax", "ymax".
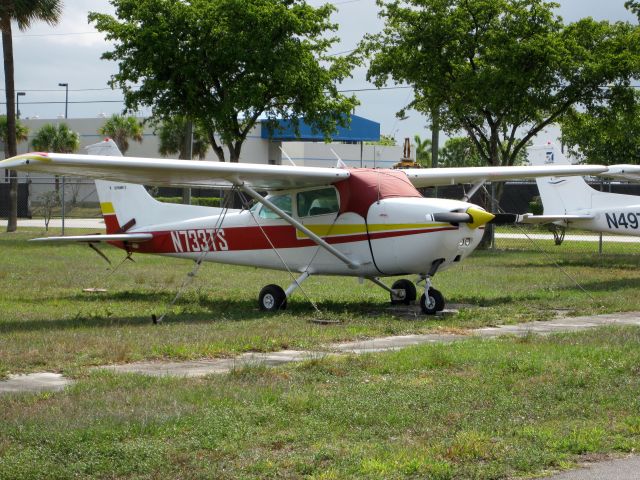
[
  {"xmin": 330, "ymin": 148, "xmax": 348, "ymax": 169},
  {"xmin": 279, "ymin": 146, "xmax": 298, "ymax": 166}
]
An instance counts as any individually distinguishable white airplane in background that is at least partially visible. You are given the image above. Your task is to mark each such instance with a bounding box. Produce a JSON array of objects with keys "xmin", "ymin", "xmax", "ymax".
[
  {"xmin": 0, "ymin": 140, "xmax": 605, "ymax": 315},
  {"xmin": 510, "ymin": 144, "xmax": 640, "ymax": 236}
]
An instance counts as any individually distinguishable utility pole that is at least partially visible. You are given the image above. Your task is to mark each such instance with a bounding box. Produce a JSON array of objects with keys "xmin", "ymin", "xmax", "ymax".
[{"xmin": 58, "ymin": 83, "xmax": 68, "ymax": 118}]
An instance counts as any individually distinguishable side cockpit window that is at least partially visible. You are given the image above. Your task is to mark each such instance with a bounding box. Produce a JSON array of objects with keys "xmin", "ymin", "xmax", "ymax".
[
  {"xmin": 258, "ymin": 193, "xmax": 292, "ymax": 219},
  {"xmin": 297, "ymin": 187, "xmax": 339, "ymax": 217}
]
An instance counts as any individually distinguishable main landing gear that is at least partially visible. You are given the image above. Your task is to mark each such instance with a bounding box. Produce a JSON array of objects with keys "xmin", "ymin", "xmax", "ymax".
[{"xmin": 258, "ymin": 272, "xmax": 310, "ymax": 312}]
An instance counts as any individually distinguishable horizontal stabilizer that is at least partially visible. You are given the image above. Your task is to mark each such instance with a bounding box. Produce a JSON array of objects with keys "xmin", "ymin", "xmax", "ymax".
[
  {"xmin": 28, "ymin": 233, "xmax": 154, "ymax": 243},
  {"xmin": 491, "ymin": 213, "xmax": 594, "ymax": 225}
]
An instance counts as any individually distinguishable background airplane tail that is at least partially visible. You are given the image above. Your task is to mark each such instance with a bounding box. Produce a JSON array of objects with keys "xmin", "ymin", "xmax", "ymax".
[
  {"xmin": 528, "ymin": 144, "xmax": 633, "ymax": 214},
  {"xmin": 89, "ymin": 139, "xmax": 224, "ymax": 233},
  {"xmin": 528, "ymin": 144, "xmax": 600, "ymax": 214}
]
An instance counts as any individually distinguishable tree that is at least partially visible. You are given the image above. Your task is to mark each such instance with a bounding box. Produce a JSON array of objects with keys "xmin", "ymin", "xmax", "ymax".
[
  {"xmin": 366, "ymin": 134, "xmax": 397, "ymax": 146},
  {"xmin": 89, "ymin": 0, "xmax": 358, "ymax": 163},
  {"xmin": 98, "ymin": 114, "xmax": 143, "ymax": 155},
  {"xmin": 31, "ymin": 122, "xmax": 80, "ymax": 194},
  {"xmin": 1, "ymin": 0, "xmax": 62, "ymax": 232},
  {"xmin": 0, "ymin": 115, "xmax": 28, "ymax": 145},
  {"xmin": 363, "ymin": 0, "xmax": 640, "ymax": 172},
  {"xmin": 157, "ymin": 117, "xmax": 209, "ymax": 160},
  {"xmin": 439, "ymin": 137, "xmax": 483, "ymax": 168},
  {"xmin": 413, "ymin": 134, "xmax": 432, "ymax": 166},
  {"xmin": 31, "ymin": 123, "xmax": 80, "ymax": 153},
  {"xmin": 560, "ymin": 86, "xmax": 640, "ymax": 165},
  {"xmin": 158, "ymin": 116, "xmax": 210, "ymax": 204}
]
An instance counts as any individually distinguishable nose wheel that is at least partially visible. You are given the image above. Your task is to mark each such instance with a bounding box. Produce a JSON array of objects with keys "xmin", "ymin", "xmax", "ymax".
[{"xmin": 420, "ymin": 287, "xmax": 445, "ymax": 315}]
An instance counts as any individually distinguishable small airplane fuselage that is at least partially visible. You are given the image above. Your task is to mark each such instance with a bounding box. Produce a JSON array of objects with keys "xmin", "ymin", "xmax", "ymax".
[{"xmin": 112, "ymin": 191, "xmax": 486, "ymax": 278}]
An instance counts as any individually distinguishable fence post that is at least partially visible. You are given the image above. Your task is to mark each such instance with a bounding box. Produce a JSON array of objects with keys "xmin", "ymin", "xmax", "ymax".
[
  {"xmin": 492, "ymin": 182, "xmax": 496, "ymax": 250},
  {"xmin": 61, "ymin": 176, "xmax": 65, "ymax": 236}
]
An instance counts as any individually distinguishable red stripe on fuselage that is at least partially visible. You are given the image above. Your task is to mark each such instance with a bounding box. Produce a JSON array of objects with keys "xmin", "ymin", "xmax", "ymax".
[{"xmin": 109, "ymin": 224, "xmax": 459, "ymax": 254}]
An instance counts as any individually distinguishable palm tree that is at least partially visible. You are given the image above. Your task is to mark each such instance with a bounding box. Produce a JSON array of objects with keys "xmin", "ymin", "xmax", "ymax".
[
  {"xmin": 98, "ymin": 114, "xmax": 144, "ymax": 154},
  {"xmin": 32, "ymin": 123, "xmax": 80, "ymax": 153},
  {"xmin": 414, "ymin": 134, "xmax": 432, "ymax": 166},
  {"xmin": 158, "ymin": 116, "xmax": 209, "ymax": 160},
  {"xmin": 31, "ymin": 122, "xmax": 79, "ymax": 192},
  {"xmin": 158, "ymin": 116, "xmax": 209, "ymax": 204},
  {"xmin": 0, "ymin": 115, "xmax": 29, "ymax": 145},
  {"xmin": 1, "ymin": 0, "xmax": 62, "ymax": 232}
]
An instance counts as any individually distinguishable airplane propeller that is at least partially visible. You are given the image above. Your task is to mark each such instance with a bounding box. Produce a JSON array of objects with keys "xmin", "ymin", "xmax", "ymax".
[{"xmin": 432, "ymin": 207, "xmax": 495, "ymax": 228}]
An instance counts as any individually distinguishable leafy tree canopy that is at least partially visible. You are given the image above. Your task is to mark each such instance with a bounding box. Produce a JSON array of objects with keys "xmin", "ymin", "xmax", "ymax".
[
  {"xmin": 560, "ymin": 86, "xmax": 640, "ymax": 165},
  {"xmin": 98, "ymin": 114, "xmax": 143, "ymax": 155},
  {"xmin": 89, "ymin": 0, "xmax": 358, "ymax": 162},
  {"xmin": 413, "ymin": 134, "xmax": 431, "ymax": 166},
  {"xmin": 31, "ymin": 123, "xmax": 80, "ymax": 153},
  {"xmin": 366, "ymin": 134, "xmax": 397, "ymax": 146},
  {"xmin": 158, "ymin": 116, "xmax": 209, "ymax": 160},
  {"xmin": 0, "ymin": 115, "xmax": 28, "ymax": 145},
  {"xmin": 362, "ymin": 0, "xmax": 640, "ymax": 168}
]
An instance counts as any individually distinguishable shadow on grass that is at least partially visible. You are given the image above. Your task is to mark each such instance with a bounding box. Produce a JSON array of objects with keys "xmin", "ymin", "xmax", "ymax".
[
  {"xmin": 557, "ymin": 276, "xmax": 640, "ymax": 293},
  {"xmin": 0, "ymin": 294, "xmax": 391, "ymax": 334}
]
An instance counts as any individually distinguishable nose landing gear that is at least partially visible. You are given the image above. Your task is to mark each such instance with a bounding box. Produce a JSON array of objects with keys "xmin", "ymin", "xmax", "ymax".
[{"xmin": 417, "ymin": 275, "xmax": 445, "ymax": 315}]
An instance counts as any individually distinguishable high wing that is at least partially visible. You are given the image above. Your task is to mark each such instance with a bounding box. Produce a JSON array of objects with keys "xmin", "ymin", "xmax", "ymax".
[
  {"xmin": 404, "ymin": 165, "xmax": 608, "ymax": 188},
  {"xmin": 0, "ymin": 152, "xmax": 350, "ymax": 190},
  {"xmin": 600, "ymin": 165, "xmax": 640, "ymax": 182},
  {"xmin": 0, "ymin": 152, "xmax": 606, "ymax": 190}
]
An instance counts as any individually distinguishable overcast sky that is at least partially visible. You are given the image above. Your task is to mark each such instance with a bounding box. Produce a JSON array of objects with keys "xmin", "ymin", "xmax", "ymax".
[{"xmin": 3, "ymin": 0, "xmax": 637, "ymax": 144}]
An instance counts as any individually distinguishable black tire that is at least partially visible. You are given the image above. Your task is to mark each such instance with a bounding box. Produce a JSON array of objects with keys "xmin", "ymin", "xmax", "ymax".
[
  {"xmin": 390, "ymin": 279, "xmax": 417, "ymax": 305},
  {"xmin": 258, "ymin": 284, "xmax": 287, "ymax": 311},
  {"xmin": 420, "ymin": 288, "xmax": 445, "ymax": 315}
]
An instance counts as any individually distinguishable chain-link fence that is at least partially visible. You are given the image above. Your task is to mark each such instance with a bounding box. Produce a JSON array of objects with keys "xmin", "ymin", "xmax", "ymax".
[{"xmin": 2, "ymin": 175, "xmax": 640, "ymax": 256}]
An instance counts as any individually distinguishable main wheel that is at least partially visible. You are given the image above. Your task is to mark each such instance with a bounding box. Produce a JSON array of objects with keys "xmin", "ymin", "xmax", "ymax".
[
  {"xmin": 420, "ymin": 288, "xmax": 445, "ymax": 315},
  {"xmin": 390, "ymin": 279, "xmax": 417, "ymax": 305},
  {"xmin": 258, "ymin": 284, "xmax": 287, "ymax": 311}
]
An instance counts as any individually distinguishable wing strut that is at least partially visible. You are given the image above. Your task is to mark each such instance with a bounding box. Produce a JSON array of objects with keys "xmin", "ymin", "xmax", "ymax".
[
  {"xmin": 461, "ymin": 180, "xmax": 486, "ymax": 202},
  {"xmin": 239, "ymin": 184, "xmax": 360, "ymax": 270}
]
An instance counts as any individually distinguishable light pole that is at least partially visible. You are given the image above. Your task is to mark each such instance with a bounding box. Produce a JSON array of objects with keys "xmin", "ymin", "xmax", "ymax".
[
  {"xmin": 16, "ymin": 91, "xmax": 25, "ymax": 119},
  {"xmin": 58, "ymin": 83, "xmax": 68, "ymax": 119}
]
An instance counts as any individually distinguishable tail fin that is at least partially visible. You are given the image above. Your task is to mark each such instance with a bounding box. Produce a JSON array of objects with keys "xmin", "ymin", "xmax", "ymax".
[
  {"xmin": 528, "ymin": 144, "xmax": 633, "ymax": 214},
  {"xmin": 88, "ymin": 139, "xmax": 225, "ymax": 233}
]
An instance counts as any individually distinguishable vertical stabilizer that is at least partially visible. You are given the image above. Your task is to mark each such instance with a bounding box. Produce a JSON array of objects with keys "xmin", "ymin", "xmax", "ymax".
[
  {"xmin": 527, "ymin": 144, "xmax": 598, "ymax": 214},
  {"xmin": 87, "ymin": 139, "xmax": 224, "ymax": 233}
]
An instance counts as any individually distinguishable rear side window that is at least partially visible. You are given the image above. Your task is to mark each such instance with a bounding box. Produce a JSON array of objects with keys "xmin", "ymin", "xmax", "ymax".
[
  {"xmin": 297, "ymin": 187, "xmax": 339, "ymax": 217},
  {"xmin": 259, "ymin": 194, "xmax": 292, "ymax": 219}
]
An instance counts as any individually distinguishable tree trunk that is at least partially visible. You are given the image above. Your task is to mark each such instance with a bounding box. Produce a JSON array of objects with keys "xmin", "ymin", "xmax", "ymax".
[
  {"xmin": 2, "ymin": 21, "xmax": 18, "ymax": 232},
  {"xmin": 182, "ymin": 120, "xmax": 193, "ymax": 205}
]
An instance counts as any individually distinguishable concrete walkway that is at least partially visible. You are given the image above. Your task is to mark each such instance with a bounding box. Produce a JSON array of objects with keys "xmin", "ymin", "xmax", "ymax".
[
  {"xmin": 101, "ymin": 311, "xmax": 640, "ymax": 377},
  {"xmin": 546, "ymin": 456, "xmax": 640, "ymax": 479},
  {"xmin": 0, "ymin": 373, "xmax": 72, "ymax": 394}
]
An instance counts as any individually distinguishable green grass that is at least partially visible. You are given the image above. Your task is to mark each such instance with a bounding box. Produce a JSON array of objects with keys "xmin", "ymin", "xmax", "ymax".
[
  {"xmin": 2, "ymin": 228, "xmax": 640, "ymax": 375},
  {"xmin": 2, "ymin": 228, "xmax": 640, "ymax": 478},
  {"xmin": 1, "ymin": 327, "xmax": 639, "ymax": 479}
]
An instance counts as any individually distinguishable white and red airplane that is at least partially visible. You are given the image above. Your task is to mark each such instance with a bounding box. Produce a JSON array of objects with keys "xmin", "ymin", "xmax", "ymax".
[{"xmin": 0, "ymin": 140, "xmax": 605, "ymax": 314}]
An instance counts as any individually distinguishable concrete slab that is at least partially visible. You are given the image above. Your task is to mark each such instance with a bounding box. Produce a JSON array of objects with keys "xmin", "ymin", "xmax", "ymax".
[
  {"xmin": 4, "ymin": 311, "xmax": 640, "ymax": 392},
  {"xmin": 546, "ymin": 456, "xmax": 640, "ymax": 479},
  {"xmin": 101, "ymin": 311, "xmax": 640, "ymax": 377},
  {"xmin": 0, "ymin": 373, "xmax": 72, "ymax": 395}
]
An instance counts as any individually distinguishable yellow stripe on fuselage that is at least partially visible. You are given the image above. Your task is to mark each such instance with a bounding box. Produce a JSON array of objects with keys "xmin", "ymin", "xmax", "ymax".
[
  {"xmin": 100, "ymin": 202, "xmax": 115, "ymax": 215},
  {"xmin": 295, "ymin": 222, "xmax": 449, "ymax": 239}
]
